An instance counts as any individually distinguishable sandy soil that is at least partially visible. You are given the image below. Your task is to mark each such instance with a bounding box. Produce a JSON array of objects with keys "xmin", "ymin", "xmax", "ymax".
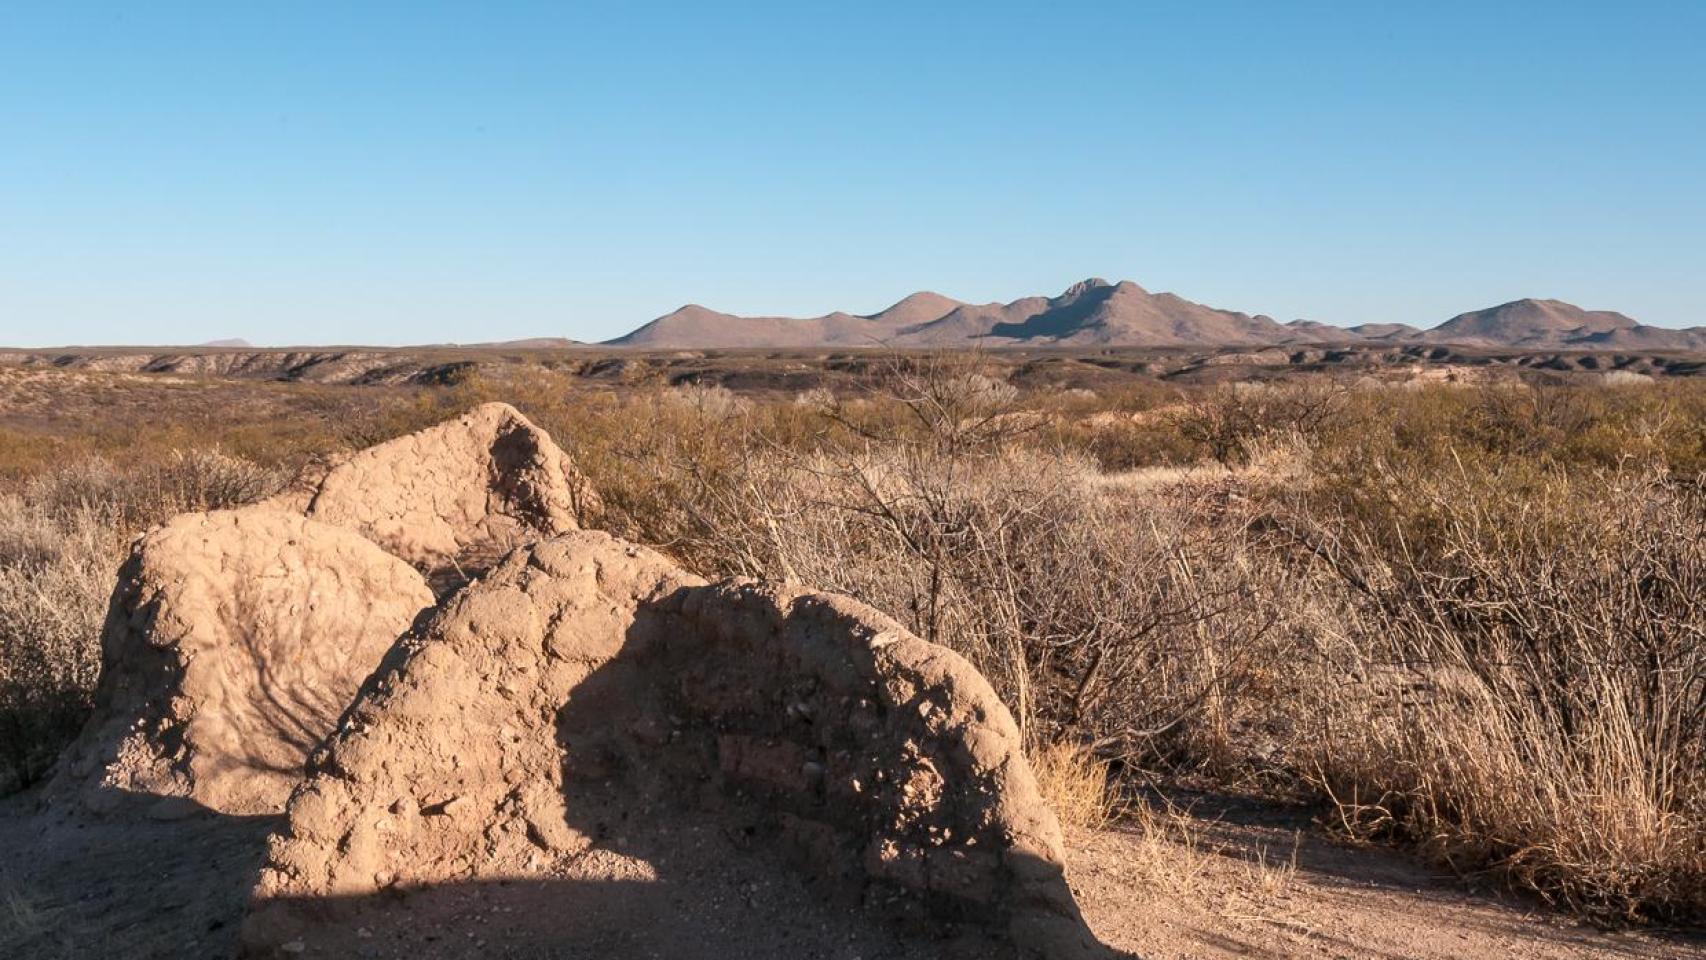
[
  {"xmin": 4, "ymin": 789, "xmax": 1700, "ymax": 960},
  {"xmin": 1070, "ymin": 794, "xmax": 1703, "ymax": 960}
]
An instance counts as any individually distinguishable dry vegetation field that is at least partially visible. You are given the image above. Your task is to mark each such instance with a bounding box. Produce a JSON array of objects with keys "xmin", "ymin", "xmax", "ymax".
[{"xmin": 2, "ymin": 356, "xmax": 1704, "ymax": 955}]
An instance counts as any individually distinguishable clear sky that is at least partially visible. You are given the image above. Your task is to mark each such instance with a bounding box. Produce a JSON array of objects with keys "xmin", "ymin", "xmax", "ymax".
[{"xmin": 2, "ymin": 2, "xmax": 1702, "ymax": 346}]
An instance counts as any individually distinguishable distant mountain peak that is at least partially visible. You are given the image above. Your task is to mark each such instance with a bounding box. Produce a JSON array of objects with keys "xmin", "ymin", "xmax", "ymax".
[
  {"xmin": 861, "ymin": 291, "xmax": 965, "ymax": 325},
  {"xmin": 889, "ymin": 290, "xmax": 955, "ymax": 305},
  {"xmin": 1060, "ymin": 278, "xmax": 1114, "ymax": 298}
]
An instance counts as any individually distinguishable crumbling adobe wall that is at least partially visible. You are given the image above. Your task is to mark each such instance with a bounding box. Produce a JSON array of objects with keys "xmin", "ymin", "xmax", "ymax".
[
  {"xmin": 290, "ymin": 402, "xmax": 600, "ymax": 588},
  {"xmin": 243, "ymin": 530, "xmax": 1103, "ymax": 958},
  {"xmin": 243, "ymin": 533, "xmax": 702, "ymax": 910},
  {"xmin": 47, "ymin": 403, "xmax": 591, "ymax": 816},
  {"xmin": 50, "ymin": 508, "xmax": 434, "ymax": 816}
]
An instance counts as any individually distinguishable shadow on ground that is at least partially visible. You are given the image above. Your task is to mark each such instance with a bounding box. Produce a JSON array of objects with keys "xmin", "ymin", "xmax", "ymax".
[{"xmin": 0, "ymin": 791, "xmax": 277, "ymax": 959}]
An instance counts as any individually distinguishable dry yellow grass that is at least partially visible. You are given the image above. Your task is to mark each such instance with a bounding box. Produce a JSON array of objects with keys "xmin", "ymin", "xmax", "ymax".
[
  {"xmin": 1030, "ymin": 741, "xmax": 1122, "ymax": 832},
  {"xmin": 1119, "ymin": 798, "xmax": 1220, "ymax": 899}
]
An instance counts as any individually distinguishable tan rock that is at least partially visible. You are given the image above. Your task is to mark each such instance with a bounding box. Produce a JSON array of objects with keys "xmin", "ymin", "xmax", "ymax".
[
  {"xmin": 51, "ymin": 508, "xmax": 434, "ymax": 816},
  {"xmin": 289, "ymin": 402, "xmax": 600, "ymax": 589}
]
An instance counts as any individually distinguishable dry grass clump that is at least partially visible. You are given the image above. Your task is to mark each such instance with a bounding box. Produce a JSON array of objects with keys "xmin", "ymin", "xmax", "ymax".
[
  {"xmin": 1029, "ymin": 741, "xmax": 1122, "ymax": 832},
  {"xmin": 1116, "ymin": 797, "xmax": 1222, "ymax": 899}
]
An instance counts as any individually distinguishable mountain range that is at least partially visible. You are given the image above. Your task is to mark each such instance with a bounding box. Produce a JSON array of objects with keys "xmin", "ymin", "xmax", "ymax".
[{"xmin": 606, "ymin": 279, "xmax": 1706, "ymax": 351}]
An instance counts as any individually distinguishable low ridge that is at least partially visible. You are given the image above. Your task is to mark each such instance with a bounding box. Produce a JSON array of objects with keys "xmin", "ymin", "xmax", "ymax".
[
  {"xmin": 1425, "ymin": 299, "xmax": 1638, "ymax": 347},
  {"xmin": 604, "ymin": 282, "xmax": 1701, "ymax": 350}
]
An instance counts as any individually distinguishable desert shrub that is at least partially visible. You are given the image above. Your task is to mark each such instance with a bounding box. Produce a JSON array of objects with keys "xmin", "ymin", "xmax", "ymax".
[
  {"xmin": 665, "ymin": 361, "xmax": 1295, "ymax": 779},
  {"xmin": 23, "ymin": 449, "xmax": 283, "ymax": 530},
  {"xmin": 297, "ymin": 385, "xmax": 488, "ymax": 454},
  {"xmin": 1027, "ymin": 381, "xmax": 1202, "ymax": 471},
  {"xmin": 1290, "ymin": 465, "xmax": 1706, "ymax": 921},
  {"xmin": 745, "ymin": 373, "xmax": 1706, "ymax": 919},
  {"xmin": 661, "ymin": 382, "xmax": 752, "ymax": 419},
  {"xmin": 1169, "ymin": 379, "xmax": 1349, "ymax": 466},
  {"xmin": 1307, "ymin": 381, "xmax": 1706, "ymax": 487},
  {"xmin": 0, "ymin": 498, "xmax": 123, "ymax": 792},
  {"xmin": 1039, "ymin": 409, "xmax": 1201, "ymax": 472},
  {"xmin": 0, "ymin": 429, "xmax": 96, "ymax": 481},
  {"xmin": 513, "ymin": 388, "xmax": 809, "ymax": 566}
]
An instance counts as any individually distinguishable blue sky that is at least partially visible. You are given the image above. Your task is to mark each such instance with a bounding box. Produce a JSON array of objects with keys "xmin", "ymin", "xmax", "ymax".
[{"xmin": 2, "ymin": 2, "xmax": 1702, "ymax": 346}]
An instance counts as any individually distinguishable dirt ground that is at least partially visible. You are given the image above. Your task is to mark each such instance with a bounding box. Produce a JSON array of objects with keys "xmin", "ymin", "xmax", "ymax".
[
  {"xmin": 3, "ymin": 788, "xmax": 1700, "ymax": 960},
  {"xmin": 1069, "ymin": 793, "xmax": 1705, "ymax": 960}
]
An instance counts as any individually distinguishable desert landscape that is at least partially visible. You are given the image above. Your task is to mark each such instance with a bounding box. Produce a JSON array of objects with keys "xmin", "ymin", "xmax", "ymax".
[
  {"xmin": 6, "ymin": 4, "xmax": 1705, "ymax": 957},
  {"xmin": 1, "ymin": 346, "xmax": 1703, "ymax": 958}
]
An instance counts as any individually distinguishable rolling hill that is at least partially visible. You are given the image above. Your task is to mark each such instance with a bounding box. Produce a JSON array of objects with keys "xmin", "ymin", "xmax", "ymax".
[{"xmin": 1419, "ymin": 299, "xmax": 1706, "ymax": 350}]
